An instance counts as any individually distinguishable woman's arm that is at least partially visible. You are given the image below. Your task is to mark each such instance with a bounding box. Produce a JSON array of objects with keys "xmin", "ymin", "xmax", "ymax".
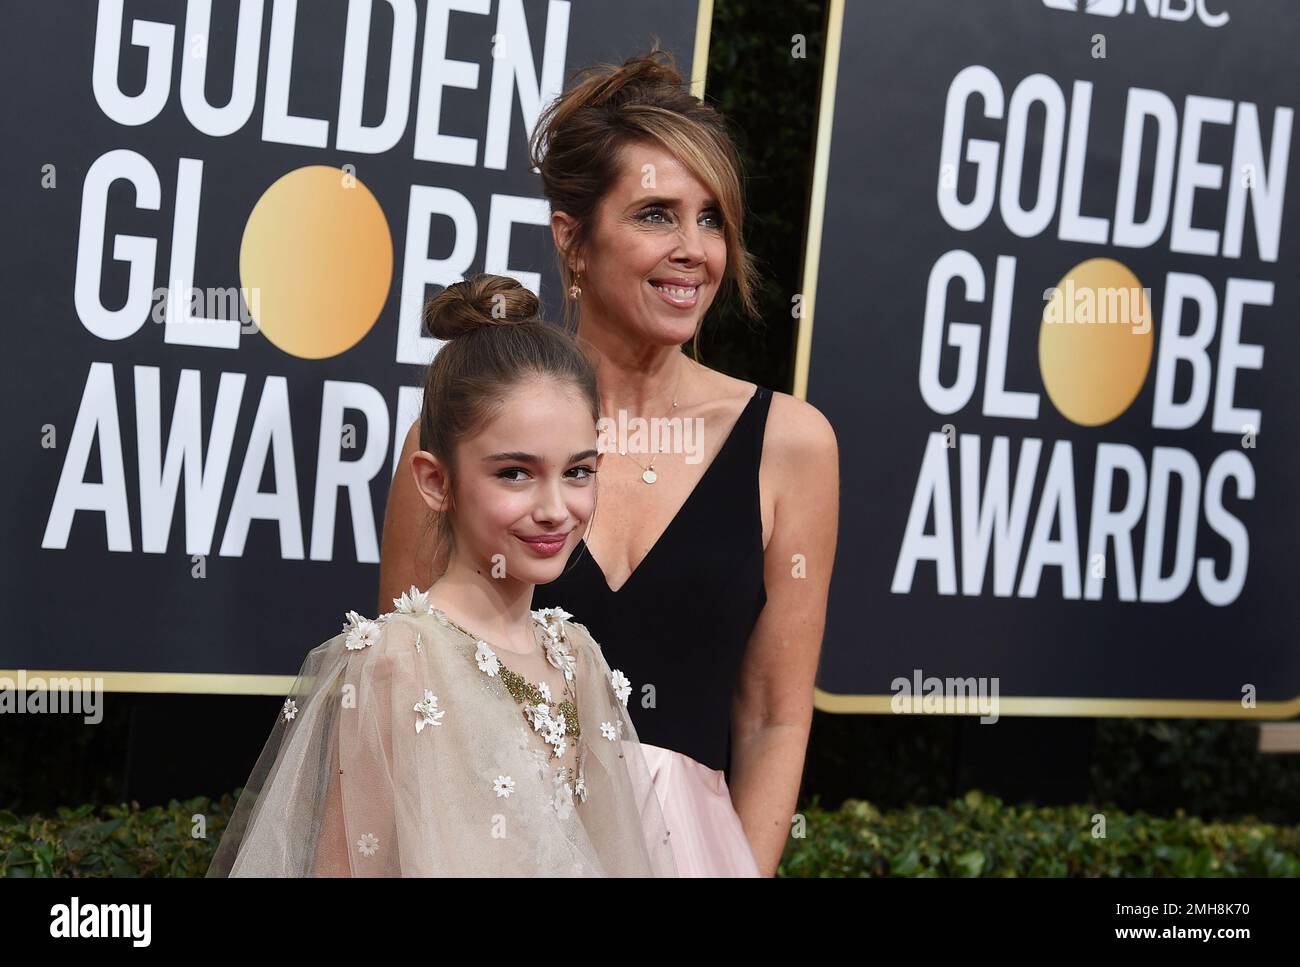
[
  {"xmin": 377, "ymin": 421, "xmax": 444, "ymax": 614},
  {"xmin": 728, "ymin": 392, "xmax": 840, "ymax": 877}
]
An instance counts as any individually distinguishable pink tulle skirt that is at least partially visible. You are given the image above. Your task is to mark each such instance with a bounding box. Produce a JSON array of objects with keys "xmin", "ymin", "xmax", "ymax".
[{"xmin": 639, "ymin": 743, "xmax": 762, "ymax": 877}]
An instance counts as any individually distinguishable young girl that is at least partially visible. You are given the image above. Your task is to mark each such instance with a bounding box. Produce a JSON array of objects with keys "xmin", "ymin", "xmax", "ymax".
[{"xmin": 206, "ymin": 275, "xmax": 677, "ymax": 877}]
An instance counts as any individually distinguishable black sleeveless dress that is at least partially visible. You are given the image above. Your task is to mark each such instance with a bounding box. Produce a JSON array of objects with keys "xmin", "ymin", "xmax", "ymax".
[{"xmin": 533, "ymin": 385, "xmax": 773, "ymax": 780}]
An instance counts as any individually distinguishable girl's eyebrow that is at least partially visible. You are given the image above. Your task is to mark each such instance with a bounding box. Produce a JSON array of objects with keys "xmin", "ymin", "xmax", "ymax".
[{"xmin": 484, "ymin": 449, "xmax": 599, "ymax": 464}]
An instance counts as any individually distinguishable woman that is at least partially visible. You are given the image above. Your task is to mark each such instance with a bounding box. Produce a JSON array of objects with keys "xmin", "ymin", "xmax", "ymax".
[{"xmin": 378, "ymin": 51, "xmax": 839, "ymax": 877}]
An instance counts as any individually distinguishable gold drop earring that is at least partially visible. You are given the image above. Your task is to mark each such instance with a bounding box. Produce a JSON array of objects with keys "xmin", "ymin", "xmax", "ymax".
[{"xmin": 568, "ymin": 270, "xmax": 582, "ymax": 300}]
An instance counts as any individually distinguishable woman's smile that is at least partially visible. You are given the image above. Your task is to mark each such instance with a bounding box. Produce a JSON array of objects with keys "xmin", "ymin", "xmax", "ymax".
[{"xmin": 648, "ymin": 277, "xmax": 704, "ymax": 309}]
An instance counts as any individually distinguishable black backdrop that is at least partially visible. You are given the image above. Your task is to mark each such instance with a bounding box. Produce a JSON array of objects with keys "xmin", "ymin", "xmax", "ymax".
[
  {"xmin": 804, "ymin": 0, "xmax": 1300, "ymax": 714},
  {"xmin": 2, "ymin": 0, "xmax": 702, "ymax": 687},
  {"xmin": 0, "ymin": 0, "xmax": 705, "ymax": 809}
]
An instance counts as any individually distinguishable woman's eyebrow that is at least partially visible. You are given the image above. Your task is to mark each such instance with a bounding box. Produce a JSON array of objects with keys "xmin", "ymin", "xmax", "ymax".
[
  {"xmin": 483, "ymin": 449, "xmax": 599, "ymax": 464},
  {"xmin": 628, "ymin": 194, "xmax": 677, "ymax": 209},
  {"xmin": 628, "ymin": 195, "xmax": 721, "ymax": 212}
]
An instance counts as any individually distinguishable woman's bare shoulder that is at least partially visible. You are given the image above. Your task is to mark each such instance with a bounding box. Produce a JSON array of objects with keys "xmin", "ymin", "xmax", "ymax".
[
  {"xmin": 690, "ymin": 364, "xmax": 756, "ymax": 410},
  {"xmin": 691, "ymin": 360, "xmax": 837, "ymax": 464},
  {"xmin": 691, "ymin": 362, "xmax": 830, "ymax": 438},
  {"xmin": 764, "ymin": 390, "xmax": 839, "ymax": 463}
]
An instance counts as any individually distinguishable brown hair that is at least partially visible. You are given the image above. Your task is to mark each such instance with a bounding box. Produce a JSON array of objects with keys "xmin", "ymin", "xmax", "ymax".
[
  {"xmin": 529, "ymin": 47, "xmax": 759, "ymax": 352},
  {"xmin": 417, "ymin": 274, "xmax": 599, "ymax": 554}
]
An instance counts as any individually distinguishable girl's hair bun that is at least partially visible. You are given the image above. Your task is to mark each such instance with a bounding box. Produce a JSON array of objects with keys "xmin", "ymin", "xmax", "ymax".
[{"xmin": 421, "ymin": 274, "xmax": 542, "ymax": 340}]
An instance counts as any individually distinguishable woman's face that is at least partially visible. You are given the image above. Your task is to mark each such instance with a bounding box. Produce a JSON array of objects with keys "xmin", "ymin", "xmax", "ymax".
[
  {"xmin": 444, "ymin": 379, "xmax": 599, "ymax": 588},
  {"xmin": 574, "ymin": 141, "xmax": 728, "ymax": 348}
]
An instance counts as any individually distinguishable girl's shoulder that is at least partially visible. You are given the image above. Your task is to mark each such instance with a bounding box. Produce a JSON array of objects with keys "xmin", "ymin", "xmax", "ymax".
[
  {"xmin": 531, "ymin": 605, "xmax": 602, "ymax": 663},
  {"xmin": 336, "ymin": 592, "xmax": 605, "ymax": 675},
  {"xmin": 531, "ymin": 605, "xmax": 587, "ymax": 645},
  {"xmin": 331, "ymin": 588, "xmax": 466, "ymax": 662}
]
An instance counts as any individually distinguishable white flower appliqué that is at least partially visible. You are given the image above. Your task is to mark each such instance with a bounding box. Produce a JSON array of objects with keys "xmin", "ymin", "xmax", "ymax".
[
  {"xmin": 574, "ymin": 766, "xmax": 587, "ymax": 804},
  {"xmin": 532, "ymin": 606, "xmax": 573, "ymax": 625},
  {"xmin": 544, "ymin": 638, "xmax": 577, "ymax": 682},
  {"xmin": 282, "ymin": 698, "xmax": 298, "ymax": 723},
  {"xmin": 600, "ymin": 721, "xmax": 617, "ymax": 741},
  {"xmin": 529, "ymin": 607, "xmax": 579, "ymax": 681},
  {"xmin": 357, "ymin": 833, "xmax": 379, "ymax": 857},
  {"xmin": 393, "ymin": 585, "xmax": 435, "ymax": 615},
  {"xmin": 610, "ymin": 669, "xmax": 631, "ymax": 706},
  {"xmin": 544, "ymin": 715, "xmax": 568, "ymax": 758},
  {"xmin": 493, "ymin": 775, "xmax": 515, "ymax": 799},
  {"xmin": 519, "ymin": 701, "xmax": 570, "ymax": 759},
  {"xmin": 413, "ymin": 689, "xmax": 446, "ymax": 733},
  {"xmin": 475, "ymin": 640, "xmax": 500, "ymax": 676},
  {"xmin": 523, "ymin": 701, "xmax": 551, "ymax": 732},
  {"xmin": 344, "ymin": 613, "xmax": 383, "ymax": 651},
  {"xmin": 545, "ymin": 713, "xmax": 566, "ymax": 743},
  {"xmin": 551, "ymin": 771, "xmax": 576, "ymax": 820}
]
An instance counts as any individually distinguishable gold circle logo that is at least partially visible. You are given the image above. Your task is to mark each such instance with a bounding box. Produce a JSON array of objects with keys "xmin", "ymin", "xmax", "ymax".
[
  {"xmin": 1038, "ymin": 258, "xmax": 1154, "ymax": 426},
  {"xmin": 240, "ymin": 165, "xmax": 393, "ymax": 359}
]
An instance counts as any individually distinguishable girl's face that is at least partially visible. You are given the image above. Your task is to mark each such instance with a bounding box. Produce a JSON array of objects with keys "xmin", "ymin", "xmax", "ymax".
[
  {"xmin": 443, "ymin": 379, "xmax": 599, "ymax": 588},
  {"xmin": 571, "ymin": 140, "xmax": 728, "ymax": 348}
]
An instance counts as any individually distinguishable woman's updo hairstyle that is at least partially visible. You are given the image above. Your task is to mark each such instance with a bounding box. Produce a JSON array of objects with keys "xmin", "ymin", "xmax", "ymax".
[
  {"xmin": 417, "ymin": 274, "xmax": 598, "ymax": 538},
  {"xmin": 528, "ymin": 46, "xmax": 760, "ymax": 344}
]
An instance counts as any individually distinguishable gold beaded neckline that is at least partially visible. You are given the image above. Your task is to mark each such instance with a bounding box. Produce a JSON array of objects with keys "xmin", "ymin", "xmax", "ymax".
[{"xmin": 432, "ymin": 608, "xmax": 581, "ymax": 741}]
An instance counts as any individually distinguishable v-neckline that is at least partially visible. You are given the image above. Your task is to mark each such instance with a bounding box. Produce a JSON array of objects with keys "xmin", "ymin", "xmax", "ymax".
[{"xmin": 579, "ymin": 385, "xmax": 759, "ymax": 596}]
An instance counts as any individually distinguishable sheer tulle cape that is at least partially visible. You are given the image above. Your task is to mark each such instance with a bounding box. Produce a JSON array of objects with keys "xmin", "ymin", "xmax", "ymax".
[{"xmin": 205, "ymin": 611, "xmax": 677, "ymax": 876}]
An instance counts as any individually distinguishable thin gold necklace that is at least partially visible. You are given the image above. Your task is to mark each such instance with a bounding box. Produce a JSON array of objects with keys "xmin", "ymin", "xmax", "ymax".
[{"xmin": 616, "ymin": 365, "xmax": 683, "ymax": 485}]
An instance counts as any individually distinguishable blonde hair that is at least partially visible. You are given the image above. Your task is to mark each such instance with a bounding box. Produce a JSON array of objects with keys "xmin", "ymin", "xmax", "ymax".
[{"xmin": 529, "ymin": 47, "xmax": 760, "ymax": 354}]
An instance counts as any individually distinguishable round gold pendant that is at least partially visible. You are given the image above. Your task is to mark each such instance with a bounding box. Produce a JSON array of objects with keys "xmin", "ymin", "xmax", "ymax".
[{"xmin": 641, "ymin": 468, "xmax": 657, "ymax": 485}]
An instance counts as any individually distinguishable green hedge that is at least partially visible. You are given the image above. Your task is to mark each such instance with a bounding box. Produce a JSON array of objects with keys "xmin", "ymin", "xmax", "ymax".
[
  {"xmin": 3, "ymin": 789, "xmax": 1296, "ymax": 877},
  {"xmin": 778, "ymin": 791, "xmax": 1300, "ymax": 877},
  {"xmin": 0, "ymin": 795, "xmax": 234, "ymax": 878}
]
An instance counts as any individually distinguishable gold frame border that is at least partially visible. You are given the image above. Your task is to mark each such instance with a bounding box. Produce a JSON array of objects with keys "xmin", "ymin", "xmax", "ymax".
[
  {"xmin": 816, "ymin": 687, "xmax": 1300, "ymax": 719},
  {"xmin": 793, "ymin": 0, "xmax": 843, "ymax": 400},
  {"xmin": 0, "ymin": 670, "xmax": 295, "ymax": 696},
  {"xmin": 794, "ymin": 0, "xmax": 1299, "ymax": 718},
  {"xmin": 690, "ymin": 0, "xmax": 713, "ymax": 99},
  {"xmin": 1, "ymin": 3, "xmax": 720, "ymax": 703}
]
